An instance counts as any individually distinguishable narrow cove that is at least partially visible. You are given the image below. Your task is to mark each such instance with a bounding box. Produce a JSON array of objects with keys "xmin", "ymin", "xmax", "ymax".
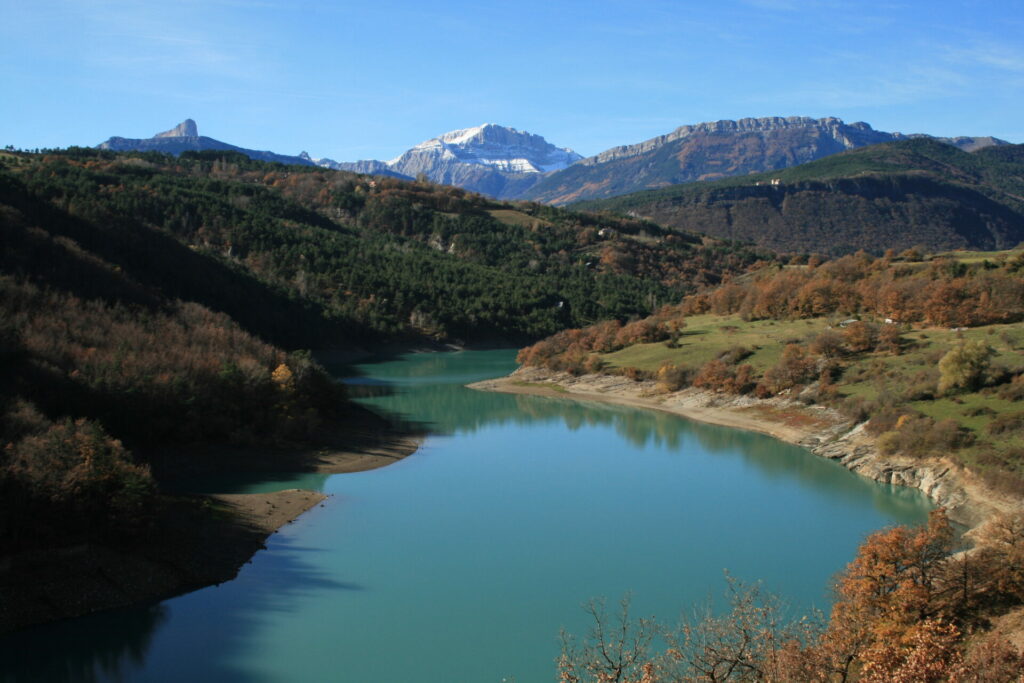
[{"xmin": 0, "ymin": 349, "xmax": 933, "ymax": 682}]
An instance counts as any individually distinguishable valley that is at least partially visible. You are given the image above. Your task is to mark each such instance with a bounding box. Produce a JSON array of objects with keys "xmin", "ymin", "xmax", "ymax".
[{"xmin": 3, "ymin": 117, "xmax": 1024, "ymax": 681}]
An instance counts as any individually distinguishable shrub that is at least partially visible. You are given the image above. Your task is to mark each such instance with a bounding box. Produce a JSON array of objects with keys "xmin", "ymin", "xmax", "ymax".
[
  {"xmin": 877, "ymin": 430, "xmax": 904, "ymax": 455},
  {"xmin": 843, "ymin": 321, "xmax": 878, "ymax": 353},
  {"xmin": 622, "ymin": 366, "xmax": 647, "ymax": 382},
  {"xmin": 694, "ymin": 359, "xmax": 757, "ymax": 394},
  {"xmin": 717, "ymin": 345, "xmax": 754, "ymax": 365},
  {"xmin": 693, "ymin": 359, "xmax": 734, "ymax": 391},
  {"xmin": 841, "ymin": 396, "xmax": 869, "ymax": 422},
  {"xmin": 810, "ymin": 329, "xmax": 844, "ymax": 358},
  {"xmin": 655, "ymin": 362, "xmax": 694, "ymax": 393},
  {"xmin": 997, "ymin": 374, "xmax": 1024, "ymax": 401},
  {"xmin": 582, "ymin": 354, "xmax": 605, "ymax": 374},
  {"xmin": 759, "ymin": 344, "xmax": 817, "ymax": 395},
  {"xmin": 988, "ymin": 412, "xmax": 1024, "ymax": 436},
  {"xmin": 981, "ymin": 469, "xmax": 1024, "ymax": 497},
  {"xmin": 938, "ymin": 340, "xmax": 994, "ymax": 393},
  {"xmin": 876, "ymin": 324, "xmax": 904, "ymax": 354},
  {"xmin": 899, "ymin": 368, "xmax": 939, "ymax": 402},
  {"xmin": 875, "ymin": 415, "xmax": 972, "ymax": 457},
  {"xmin": 866, "ymin": 407, "xmax": 915, "ymax": 436},
  {"xmin": 5, "ymin": 418, "xmax": 156, "ymax": 546}
]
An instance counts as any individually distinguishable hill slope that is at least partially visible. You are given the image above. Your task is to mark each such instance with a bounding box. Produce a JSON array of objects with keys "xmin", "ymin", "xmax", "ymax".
[
  {"xmin": 0, "ymin": 146, "xmax": 776, "ymax": 586},
  {"xmin": 1, "ymin": 148, "xmax": 776, "ymax": 346},
  {"xmin": 517, "ymin": 116, "xmax": 1008, "ymax": 205},
  {"xmin": 575, "ymin": 139, "xmax": 1024, "ymax": 255}
]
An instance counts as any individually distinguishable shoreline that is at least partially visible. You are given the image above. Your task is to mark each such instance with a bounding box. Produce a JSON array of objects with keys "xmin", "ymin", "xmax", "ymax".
[
  {"xmin": 470, "ymin": 366, "xmax": 1024, "ymax": 536},
  {"xmin": 0, "ymin": 415, "xmax": 422, "ymax": 636}
]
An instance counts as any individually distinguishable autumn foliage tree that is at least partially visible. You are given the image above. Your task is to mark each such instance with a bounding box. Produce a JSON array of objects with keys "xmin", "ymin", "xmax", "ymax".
[
  {"xmin": 557, "ymin": 510, "xmax": 1024, "ymax": 681},
  {"xmin": 757, "ymin": 344, "xmax": 818, "ymax": 396},
  {"xmin": 821, "ymin": 509, "xmax": 956, "ymax": 679},
  {"xmin": 678, "ymin": 253, "xmax": 1024, "ymax": 327}
]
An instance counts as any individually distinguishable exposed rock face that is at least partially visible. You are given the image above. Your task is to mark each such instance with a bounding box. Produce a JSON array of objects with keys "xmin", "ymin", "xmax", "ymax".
[
  {"xmin": 94, "ymin": 118, "xmax": 1009, "ymax": 200},
  {"xmin": 97, "ymin": 120, "xmax": 317, "ymax": 167},
  {"xmin": 931, "ymin": 135, "xmax": 1008, "ymax": 153},
  {"xmin": 575, "ymin": 137, "xmax": 1024, "ymax": 256},
  {"xmin": 154, "ymin": 119, "xmax": 198, "ymax": 138},
  {"xmin": 802, "ymin": 424, "xmax": 982, "ymax": 527},
  {"xmin": 301, "ymin": 153, "xmax": 412, "ymax": 180},
  {"xmin": 518, "ymin": 117, "xmax": 1009, "ymax": 205},
  {"xmin": 390, "ymin": 124, "xmax": 582, "ymax": 175},
  {"xmin": 585, "ymin": 116, "xmax": 897, "ymax": 167},
  {"xmin": 316, "ymin": 123, "xmax": 582, "ymax": 196}
]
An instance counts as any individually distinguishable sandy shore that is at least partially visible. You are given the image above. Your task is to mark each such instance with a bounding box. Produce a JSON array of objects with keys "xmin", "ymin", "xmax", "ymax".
[
  {"xmin": 0, "ymin": 409, "xmax": 422, "ymax": 636},
  {"xmin": 470, "ymin": 367, "xmax": 1024, "ymax": 534}
]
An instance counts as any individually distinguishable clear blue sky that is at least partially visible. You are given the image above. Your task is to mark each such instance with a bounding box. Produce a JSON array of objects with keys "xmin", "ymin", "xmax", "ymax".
[{"xmin": 3, "ymin": 0, "xmax": 1022, "ymax": 160}]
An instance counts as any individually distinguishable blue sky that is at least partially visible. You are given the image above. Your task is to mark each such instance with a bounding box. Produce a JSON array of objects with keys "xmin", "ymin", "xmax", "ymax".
[{"xmin": 2, "ymin": 0, "xmax": 1022, "ymax": 160}]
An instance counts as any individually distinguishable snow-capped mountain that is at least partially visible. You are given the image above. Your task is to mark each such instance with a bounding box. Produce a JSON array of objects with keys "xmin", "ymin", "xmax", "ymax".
[
  {"xmin": 320, "ymin": 124, "xmax": 581, "ymax": 197},
  {"xmin": 389, "ymin": 124, "xmax": 581, "ymax": 175},
  {"xmin": 97, "ymin": 118, "xmax": 1007, "ymax": 204}
]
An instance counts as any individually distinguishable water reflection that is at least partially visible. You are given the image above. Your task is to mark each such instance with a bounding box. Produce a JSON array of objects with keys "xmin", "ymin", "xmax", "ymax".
[
  {"xmin": 349, "ymin": 350, "xmax": 926, "ymax": 523},
  {"xmin": 1, "ymin": 605, "xmax": 167, "ymax": 683},
  {"xmin": 0, "ymin": 531, "xmax": 356, "ymax": 683},
  {"xmin": 0, "ymin": 350, "xmax": 934, "ymax": 682}
]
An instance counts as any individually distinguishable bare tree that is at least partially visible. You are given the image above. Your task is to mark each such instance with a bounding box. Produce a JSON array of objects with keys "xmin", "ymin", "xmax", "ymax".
[{"xmin": 558, "ymin": 594, "xmax": 657, "ymax": 683}]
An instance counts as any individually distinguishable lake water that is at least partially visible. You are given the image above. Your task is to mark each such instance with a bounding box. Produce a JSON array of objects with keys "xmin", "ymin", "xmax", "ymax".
[{"xmin": 0, "ymin": 350, "xmax": 932, "ymax": 682}]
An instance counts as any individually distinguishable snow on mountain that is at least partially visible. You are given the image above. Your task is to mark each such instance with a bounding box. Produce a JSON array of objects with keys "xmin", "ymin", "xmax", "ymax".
[
  {"xmin": 387, "ymin": 123, "xmax": 582, "ymax": 176},
  {"xmin": 307, "ymin": 123, "xmax": 582, "ymax": 196}
]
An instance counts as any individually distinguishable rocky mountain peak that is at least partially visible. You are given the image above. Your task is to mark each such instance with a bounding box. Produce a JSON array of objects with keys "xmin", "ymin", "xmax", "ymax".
[
  {"xmin": 153, "ymin": 119, "xmax": 198, "ymax": 139},
  {"xmin": 580, "ymin": 116, "xmax": 898, "ymax": 168},
  {"xmin": 391, "ymin": 124, "xmax": 582, "ymax": 175}
]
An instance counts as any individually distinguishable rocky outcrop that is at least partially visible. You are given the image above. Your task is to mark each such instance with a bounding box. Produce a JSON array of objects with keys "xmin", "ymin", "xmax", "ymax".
[
  {"xmin": 97, "ymin": 120, "xmax": 317, "ymax": 167},
  {"xmin": 389, "ymin": 124, "xmax": 581, "ymax": 175},
  {"xmin": 302, "ymin": 154, "xmax": 412, "ymax": 180},
  {"xmin": 317, "ymin": 123, "xmax": 581, "ymax": 197},
  {"xmin": 94, "ymin": 117, "xmax": 1008, "ymax": 202},
  {"xmin": 579, "ymin": 117, "xmax": 898, "ymax": 167},
  {"xmin": 518, "ymin": 117, "xmax": 1009, "ymax": 205},
  {"xmin": 154, "ymin": 119, "xmax": 198, "ymax": 138},
  {"xmin": 801, "ymin": 424, "xmax": 983, "ymax": 527}
]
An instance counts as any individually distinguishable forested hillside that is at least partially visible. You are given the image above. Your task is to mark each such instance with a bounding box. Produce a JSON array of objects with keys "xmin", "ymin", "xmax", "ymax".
[
  {"xmin": 0, "ymin": 181, "xmax": 346, "ymax": 554},
  {"xmin": 576, "ymin": 139, "xmax": 1024, "ymax": 256},
  {"xmin": 518, "ymin": 249, "xmax": 1024, "ymax": 490},
  {"xmin": 520, "ymin": 249, "xmax": 1024, "ymax": 676},
  {"xmin": 3, "ymin": 148, "xmax": 774, "ymax": 345},
  {"xmin": 0, "ymin": 147, "xmax": 777, "ymax": 556}
]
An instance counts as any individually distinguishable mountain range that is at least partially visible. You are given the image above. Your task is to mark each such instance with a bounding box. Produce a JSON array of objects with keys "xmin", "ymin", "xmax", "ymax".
[
  {"xmin": 576, "ymin": 138, "xmax": 1024, "ymax": 255},
  {"xmin": 310, "ymin": 124, "xmax": 582, "ymax": 197},
  {"xmin": 97, "ymin": 119, "xmax": 321, "ymax": 167},
  {"xmin": 97, "ymin": 117, "xmax": 1007, "ymax": 207},
  {"xmin": 518, "ymin": 117, "xmax": 1006, "ymax": 204}
]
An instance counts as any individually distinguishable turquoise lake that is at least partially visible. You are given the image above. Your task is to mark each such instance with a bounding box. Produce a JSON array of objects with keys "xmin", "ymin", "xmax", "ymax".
[{"xmin": 0, "ymin": 349, "xmax": 933, "ymax": 682}]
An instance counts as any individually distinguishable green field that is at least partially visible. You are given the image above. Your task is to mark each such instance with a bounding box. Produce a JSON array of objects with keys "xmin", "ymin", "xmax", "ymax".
[
  {"xmin": 602, "ymin": 315, "xmax": 831, "ymax": 373},
  {"xmin": 934, "ymin": 248, "xmax": 1024, "ymax": 264},
  {"xmin": 600, "ymin": 313, "xmax": 1024, "ymax": 481}
]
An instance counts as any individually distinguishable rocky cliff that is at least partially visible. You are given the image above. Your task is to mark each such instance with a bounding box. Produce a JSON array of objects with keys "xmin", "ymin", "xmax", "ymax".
[
  {"xmin": 97, "ymin": 120, "xmax": 316, "ymax": 167},
  {"xmin": 519, "ymin": 116, "xmax": 1007, "ymax": 205},
  {"xmin": 315, "ymin": 123, "xmax": 580, "ymax": 196}
]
